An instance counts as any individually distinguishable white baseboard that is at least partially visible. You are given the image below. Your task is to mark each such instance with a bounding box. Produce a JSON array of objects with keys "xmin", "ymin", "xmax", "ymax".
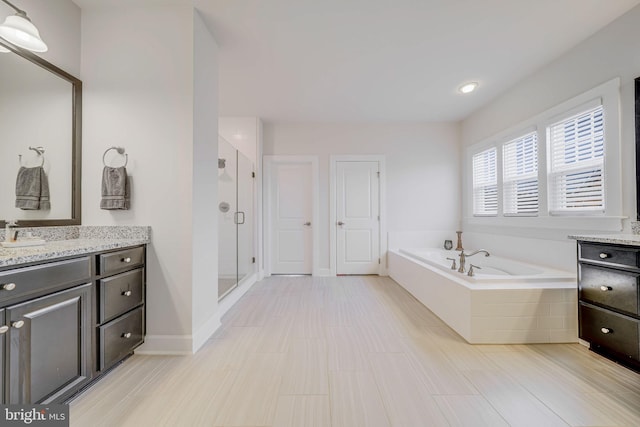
[
  {"xmin": 218, "ymin": 273, "xmax": 258, "ymax": 319},
  {"xmin": 192, "ymin": 312, "xmax": 222, "ymax": 353},
  {"xmin": 317, "ymin": 268, "xmax": 333, "ymax": 277},
  {"xmin": 136, "ymin": 335, "xmax": 194, "ymax": 355}
]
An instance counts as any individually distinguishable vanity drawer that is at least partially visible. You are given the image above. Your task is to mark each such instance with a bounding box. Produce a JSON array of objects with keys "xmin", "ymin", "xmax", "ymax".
[
  {"xmin": 579, "ymin": 243, "xmax": 640, "ymax": 269},
  {"xmin": 579, "ymin": 264, "xmax": 639, "ymax": 315},
  {"xmin": 579, "ymin": 302, "xmax": 640, "ymax": 361},
  {"xmin": 99, "ymin": 246, "xmax": 144, "ymax": 275},
  {"xmin": 0, "ymin": 257, "xmax": 91, "ymax": 304},
  {"xmin": 99, "ymin": 268, "xmax": 144, "ymax": 323},
  {"xmin": 99, "ymin": 307, "xmax": 144, "ymax": 371}
]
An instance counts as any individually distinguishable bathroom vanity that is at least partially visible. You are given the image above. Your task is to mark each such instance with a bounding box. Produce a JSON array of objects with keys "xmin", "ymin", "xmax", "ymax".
[
  {"xmin": 0, "ymin": 227, "xmax": 149, "ymax": 404},
  {"xmin": 572, "ymin": 235, "xmax": 640, "ymax": 372}
]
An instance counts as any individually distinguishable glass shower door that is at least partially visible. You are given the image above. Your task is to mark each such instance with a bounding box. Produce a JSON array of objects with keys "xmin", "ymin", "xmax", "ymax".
[
  {"xmin": 218, "ymin": 138, "xmax": 238, "ymax": 299},
  {"xmin": 218, "ymin": 137, "xmax": 255, "ymax": 301}
]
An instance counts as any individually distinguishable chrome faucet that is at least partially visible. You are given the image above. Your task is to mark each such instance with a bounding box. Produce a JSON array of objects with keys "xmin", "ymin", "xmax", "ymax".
[{"xmin": 457, "ymin": 249, "xmax": 490, "ymax": 273}]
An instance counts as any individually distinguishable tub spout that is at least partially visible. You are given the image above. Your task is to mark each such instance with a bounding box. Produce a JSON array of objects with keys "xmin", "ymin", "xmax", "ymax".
[{"xmin": 457, "ymin": 249, "xmax": 490, "ymax": 273}]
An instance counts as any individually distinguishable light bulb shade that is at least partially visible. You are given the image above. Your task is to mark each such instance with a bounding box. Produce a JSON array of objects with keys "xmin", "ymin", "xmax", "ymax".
[{"xmin": 0, "ymin": 14, "xmax": 47, "ymax": 52}]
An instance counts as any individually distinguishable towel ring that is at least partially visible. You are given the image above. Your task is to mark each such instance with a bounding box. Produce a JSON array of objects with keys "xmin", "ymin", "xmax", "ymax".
[
  {"xmin": 18, "ymin": 146, "xmax": 45, "ymax": 167},
  {"xmin": 103, "ymin": 146, "xmax": 128, "ymax": 168}
]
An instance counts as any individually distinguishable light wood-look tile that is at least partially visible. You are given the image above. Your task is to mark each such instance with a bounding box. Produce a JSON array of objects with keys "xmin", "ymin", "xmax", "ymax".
[
  {"xmin": 433, "ymin": 395, "xmax": 509, "ymax": 427},
  {"xmin": 272, "ymin": 395, "xmax": 331, "ymax": 427},
  {"xmin": 280, "ymin": 339, "xmax": 329, "ymax": 395},
  {"xmin": 368, "ymin": 352, "xmax": 449, "ymax": 426},
  {"xmin": 463, "ymin": 369, "xmax": 570, "ymax": 427},
  {"xmin": 329, "ymin": 371, "xmax": 391, "ymax": 427},
  {"xmin": 70, "ymin": 275, "xmax": 640, "ymax": 427}
]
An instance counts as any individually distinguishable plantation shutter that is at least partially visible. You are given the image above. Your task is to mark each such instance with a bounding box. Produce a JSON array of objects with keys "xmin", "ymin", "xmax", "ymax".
[
  {"xmin": 472, "ymin": 147, "xmax": 497, "ymax": 216},
  {"xmin": 503, "ymin": 132, "xmax": 538, "ymax": 215},
  {"xmin": 548, "ymin": 105, "xmax": 604, "ymax": 213}
]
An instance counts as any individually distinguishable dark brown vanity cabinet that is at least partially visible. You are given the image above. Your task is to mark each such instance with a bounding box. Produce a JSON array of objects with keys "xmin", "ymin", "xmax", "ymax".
[
  {"xmin": 0, "ymin": 245, "xmax": 146, "ymax": 404},
  {"xmin": 578, "ymin": 241, "xmax": 640, "ymax": 371},
  {"xmin": 6, "ymin": 283, "xmax": 93, "ymax": 404},
  {"xmin": 96, "ymin": 246, "xmax": 145, "ymax": 371}
]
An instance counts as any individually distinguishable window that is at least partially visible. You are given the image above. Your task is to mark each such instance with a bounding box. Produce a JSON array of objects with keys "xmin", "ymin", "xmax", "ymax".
[
  {"xmin": 548, "ymin": 105, "xmax": 604, "ymax": 213},
  {"xmin": 503, "ymin": 132, "xmax": 538, "ymax": 215},
  {"xmin": 472, "ymin": 148, "xmax": 497, "ymax": 216}
]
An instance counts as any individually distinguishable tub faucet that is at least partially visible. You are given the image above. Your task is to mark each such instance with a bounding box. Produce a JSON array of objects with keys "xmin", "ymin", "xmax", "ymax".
[{"xmin": 457, "ymin": 249, "xmax": 490, "ymax": 273}]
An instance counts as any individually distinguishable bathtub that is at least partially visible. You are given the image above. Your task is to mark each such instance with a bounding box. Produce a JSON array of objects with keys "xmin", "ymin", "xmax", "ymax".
[
  {"xmin": 388, "ymin": 248, "xmax": 578, "ymax": 344},
  {"xmin": 398, "ymin": 248, "xmax": 575, "ymax": 284}
]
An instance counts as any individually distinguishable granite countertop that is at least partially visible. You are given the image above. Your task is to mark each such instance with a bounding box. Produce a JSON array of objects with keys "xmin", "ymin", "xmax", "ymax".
[
  {"xmin": 568, "ymin": 234, "xmax": 640, "ymax": 246},
  {"xmin": 0, "ymin": 226, "xmax": 150, "ymax": 268}
]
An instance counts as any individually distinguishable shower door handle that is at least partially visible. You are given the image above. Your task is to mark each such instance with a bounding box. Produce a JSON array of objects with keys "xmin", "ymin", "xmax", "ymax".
[{"xmin": 234, "ymin": 211, "xmax": 245, "ymax": 225}]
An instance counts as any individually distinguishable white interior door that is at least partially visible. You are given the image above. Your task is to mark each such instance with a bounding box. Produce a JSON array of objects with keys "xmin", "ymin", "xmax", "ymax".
[
  {"xmin": 336, "ymin": 161, "xmax": 380, "ymax": 275},
  {"xmin": 270, "ymin": 162, "xmax": 313, "ymax": 274}
]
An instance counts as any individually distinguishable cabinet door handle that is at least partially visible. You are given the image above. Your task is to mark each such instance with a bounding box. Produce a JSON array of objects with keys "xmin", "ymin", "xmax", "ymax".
[
  {"xmin": 12, "ymin": 320, "xmax": 24, "ymax": 329},
  {"xmin": 1, "ymin": 283, "xmax": 16, "ymax": 291},
  {"xmin": 0, "ymin": 325, "xmax": 8, "ymax": 334},
  {"xmin": 122, "ymin": 257, "xmax": 132, "ymax": 263},
  {"xmin": 599, "ymin": 253, "xmax": 610, "ymax": 259},
  {"xmin": 600, "ymin": 285, "xmax": 612, "ymax": 291},
  {"xmin": 122, "ymin": 332, "xmax": 132, "ymax": 339},
  {"xmin": 600, "ymin": 327, "xmax": 611, "ymax": 334},
  {"xmin": 122, "ymin": 290, "xmax": 132, "ymax": 297}
]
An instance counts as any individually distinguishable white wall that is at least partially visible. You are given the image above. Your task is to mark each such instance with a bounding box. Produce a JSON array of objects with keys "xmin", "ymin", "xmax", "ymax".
[
  {"xmin": 81, "ymin": 4, "xmax": 219, "ymax": 353},
  {"xmin": 263, "ymin": 123, "xmax": 460, "ymax": 271},
  {"xmin": 191, "ymin": 10, "xmax": 219, "ymax": 352},
  {"xmin": 460, "ymin": 5, "xmax": 640, "ymax": 270}
]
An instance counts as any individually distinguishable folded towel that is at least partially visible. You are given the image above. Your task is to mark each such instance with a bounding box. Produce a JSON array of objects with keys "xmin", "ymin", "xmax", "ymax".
[
  {"xmin": 100, "ymin": 166, "xmax": 130, "ymax": 210},
  {"xmin": 15, "ymin": 166, "xmax": 50, "ymax": 210}
]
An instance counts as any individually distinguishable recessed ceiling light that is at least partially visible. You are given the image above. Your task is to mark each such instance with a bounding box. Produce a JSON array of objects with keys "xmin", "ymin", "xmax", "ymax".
[{"xmin": 459, "ymin": 82, "xmax": 478, "ymax": 94}]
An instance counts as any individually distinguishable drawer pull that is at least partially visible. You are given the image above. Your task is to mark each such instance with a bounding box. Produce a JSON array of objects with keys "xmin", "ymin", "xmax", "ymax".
[
  {"xmin": 12, "ymin": 320, "xmax": 24, "ymax": 329},
  {"xmin": 0, "ymin": 325, "xmax": 8, "ymax": 334},
  {"xmin": 1, "ymin": 283, "xmax": 16, "ymax": 291},
  {"xmin": 600, "ymin": 285, "xmax": 612, "ymax": 292},
  {"xmin": 122, "ymin": 332, "xmax": 132, "ymax": 339},
  {"xmin": 599, "ymin": 253, "xmax": 610, "ymax": 259},
  {"xmin": 122, "ymin": 257, "xmax": 132, "ymax": 263},
  {"xmin": 122, "ymin": 290, "xmax": 132, "ymax": 297},
  {"xmin": 600, "ymin": 327, "xmax": 612, "ymax": 334}
]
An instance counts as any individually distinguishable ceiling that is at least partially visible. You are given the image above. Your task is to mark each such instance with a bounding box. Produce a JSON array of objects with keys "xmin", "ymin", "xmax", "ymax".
[
  {"xmin": 194, "ymin": 0, "xmax": 639, "ymax": 123},
  {"xmin": 75, "ymin": 0, "xmax": 640, "ymax": 123}
]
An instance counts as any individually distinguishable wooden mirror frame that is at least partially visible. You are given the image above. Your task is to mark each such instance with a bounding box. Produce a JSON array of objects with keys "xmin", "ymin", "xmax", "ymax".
[{"xmin": 0, "ymin": 41, "xmax": 81, "ymax": 228}]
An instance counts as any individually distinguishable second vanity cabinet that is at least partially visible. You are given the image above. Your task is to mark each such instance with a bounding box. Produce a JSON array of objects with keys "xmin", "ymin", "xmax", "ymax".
[
  {"xmin": 0, "ymin": 244, "xmax": 146, "ymax": 404},
  {"xmin": 578, "ymin": 241, "xmax": 640, "ymax": 371}
]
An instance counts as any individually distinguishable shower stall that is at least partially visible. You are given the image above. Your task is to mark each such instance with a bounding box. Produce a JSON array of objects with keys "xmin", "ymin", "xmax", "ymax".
[{"xmin": 218, "ymin": 136, "xmax": 255, "ymax": 300}]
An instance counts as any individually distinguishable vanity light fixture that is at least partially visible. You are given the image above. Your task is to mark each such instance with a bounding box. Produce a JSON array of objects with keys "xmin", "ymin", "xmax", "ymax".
[
  {"xmin": 0, "ymin": 0, "xmax": 47, "ymax": 53},
  {"xmin": 458, "ymin": 82, "xmax": 478, "ymax": 94}
]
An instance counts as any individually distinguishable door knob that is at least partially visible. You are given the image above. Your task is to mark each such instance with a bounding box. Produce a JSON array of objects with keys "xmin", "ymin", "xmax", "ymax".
[
  {"xmin": 122, "ymin": 332, "xmax": 132, "ymax": 339},
  {"xmin": 337, "ymin": 221, "xmax": 345, "ymax": 226},
  {"xmin": 122, "ymin": 290, "xmax": 132, "ymax": 297},
  {"xmin": 1, "ymin": 283, "xmax": 16, "ymax": 291},
  {"xmin": 0, "ymin": 325, "xmax": 8, "ymax": 334},
  {"xmin": 303, "ymin": 222, "xmax": 311, "ymax": 226}
]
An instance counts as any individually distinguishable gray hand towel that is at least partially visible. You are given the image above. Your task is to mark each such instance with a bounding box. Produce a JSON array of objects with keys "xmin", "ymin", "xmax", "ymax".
[
  {"xmin": 15, "ymin": 166, "xmax": 51, "ymax": 210},
  {"xmin": 100, "ymin": 166, "xmax": 130, "ymax": 210}
]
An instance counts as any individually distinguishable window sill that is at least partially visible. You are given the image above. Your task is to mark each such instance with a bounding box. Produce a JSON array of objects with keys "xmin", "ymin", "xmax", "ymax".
[{"xmin": 465, "ymin": 215, "xmax": 626, "ymax": 233}]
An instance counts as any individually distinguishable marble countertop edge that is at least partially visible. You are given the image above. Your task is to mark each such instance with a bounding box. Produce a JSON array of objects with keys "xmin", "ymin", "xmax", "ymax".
[
  {"xmin": 568, "ymin": 234, "xmax": 640, "ymax": 246},
  {"xmin": 0, "ymin": 237, "xmax": 150, "ymax": 268}
]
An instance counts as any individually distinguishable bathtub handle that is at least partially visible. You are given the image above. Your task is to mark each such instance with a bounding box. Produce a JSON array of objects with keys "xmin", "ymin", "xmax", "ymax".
[
  {"xmin": 446, "ymin": 257, "xmax": 457, "ymax": 270},
  {"xmin": 599, "ymin": 252, "xmax": 610, "ymax": 259},
  {"xmin": 468, "ymin": 264, "xmax": 481, "ymax": 277}
]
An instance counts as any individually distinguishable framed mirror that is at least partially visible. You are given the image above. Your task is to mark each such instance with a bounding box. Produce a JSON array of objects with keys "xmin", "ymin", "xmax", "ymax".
[{"xmin": 0, "ymin": 40, "xmax": 81, "ymax": 227}]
